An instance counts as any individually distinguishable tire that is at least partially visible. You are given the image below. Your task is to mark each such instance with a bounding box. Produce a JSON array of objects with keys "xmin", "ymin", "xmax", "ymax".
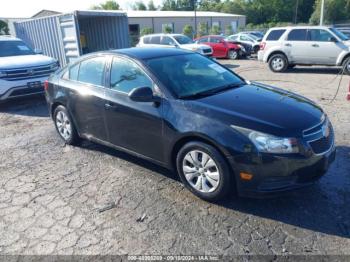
[
  {"xmin": 253, "ymin": 45, "xmax": 260, "ymax": 54},
  {"xmin": 176, "ymin": 142, "xmax": 232, "ymax": 201},
  {"xmin": 53, "ymin": 105, "xmax": 80, "ymax": 145},
  {"xmin": 343, "ymin": 57, "xmax": 350, "ymax": 75},
  {"xmin": 228, "ymin": 50, "xmax": 238, "ymax": 60},
  {"xmin": 268, "ymin": 54, "xmax": 289, "ymax": 73}
]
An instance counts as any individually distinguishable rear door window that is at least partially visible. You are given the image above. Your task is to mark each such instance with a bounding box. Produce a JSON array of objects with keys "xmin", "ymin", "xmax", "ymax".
[
  {"xmin": 78, "ymin": 57, "xmax": 106, "ymax": 86},
  {"xmin": 308, "ymin": 29, "xmax": 334, "ymax": 42},
  {"xmin": 210, "ymin": 37, "xmax": 221, "ymax": 43},
  {"xmin": 150, "ymin": 36, "xmax": 161, "ymax": 44},
  {"xmin": 287, "ymin": 29, "xmax": 307, "ymax": 41},
  {"xmin": 266, "ymin": 29, "xmax": 286, "ymax": 41}
]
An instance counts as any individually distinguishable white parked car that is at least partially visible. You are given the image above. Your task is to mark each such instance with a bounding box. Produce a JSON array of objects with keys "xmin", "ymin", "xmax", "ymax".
[
  {"xmin": 137, "ymin": 34, "xmax": 213, "ymax": 57},
  {"xmin": 258, "ymin": 26, "xmax": 350, "ymax": 74},
  {"xmin": 0, "ymin": 36, "xmax": 59, "ymax": 101}
]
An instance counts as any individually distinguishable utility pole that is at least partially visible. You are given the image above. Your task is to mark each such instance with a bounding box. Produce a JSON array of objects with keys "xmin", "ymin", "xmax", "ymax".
[
  {"xmin": 320, "ymin": 0, "xmax": 325, "ymax": 25},
  {"xmin": 193, "ymin": 0, "xmax": 197, "ymax": 38},
  {"xmin": 294, "ymin": 0, "xmax": 299, "ymax": 24}
]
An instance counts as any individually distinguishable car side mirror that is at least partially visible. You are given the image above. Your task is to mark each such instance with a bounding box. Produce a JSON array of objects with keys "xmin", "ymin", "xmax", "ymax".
[
  {"xmin": 330, "ymin": 37, "xmax": 338, "ymax": 42},
  {"xmin": 34, "ymin": 49, "xmax": 43, "ymax": 54},
  {"xmin": 129, "ymin": 86, "xmax": 159, "ymax": 103}
]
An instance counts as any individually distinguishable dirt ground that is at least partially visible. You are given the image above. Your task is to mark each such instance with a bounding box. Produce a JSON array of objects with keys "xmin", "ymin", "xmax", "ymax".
[{"xmin": 0, "ymin": 58, "xmax": 349, "ymax": 257}]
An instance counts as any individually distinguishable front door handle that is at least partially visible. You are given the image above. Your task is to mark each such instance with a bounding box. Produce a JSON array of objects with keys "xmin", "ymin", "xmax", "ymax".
[
  {"xmin": 285, "ymin": 43, "xmax": 292, "ymax": 47},
  {"xmin": 104, "ymin": 103, "xmax": 118, "ymax": 110},
  {"xmin": 312, "ymin": 44, "xmax": 319, "ymax": 47}
]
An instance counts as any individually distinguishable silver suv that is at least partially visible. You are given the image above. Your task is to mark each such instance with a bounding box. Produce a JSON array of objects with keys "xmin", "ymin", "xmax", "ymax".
[
  {"xmin": 258, "ymin": 26, "xmax": 350, "ymax": 74},
  {"xmin": 0, "ymin": 36, "xmax": 59, "ymax": 101}
]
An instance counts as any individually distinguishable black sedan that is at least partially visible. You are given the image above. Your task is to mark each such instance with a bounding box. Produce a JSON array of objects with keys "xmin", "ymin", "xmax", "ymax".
[{"xmin": 45, "ymin": 48, "xmax": 335, "ymax": 201}]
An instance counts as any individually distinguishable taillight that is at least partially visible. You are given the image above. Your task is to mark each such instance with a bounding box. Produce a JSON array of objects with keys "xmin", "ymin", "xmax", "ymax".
[
  {"xmin": 347, "ymin": 80, "xmax": 350, "ymax": 101},
  {"xmin": 44, "ymin": 80, "xmax": 49, "ymax": 91},
  {"xmin": 260, "ymin": 42, "xmax": 266, "ymax": 50}
]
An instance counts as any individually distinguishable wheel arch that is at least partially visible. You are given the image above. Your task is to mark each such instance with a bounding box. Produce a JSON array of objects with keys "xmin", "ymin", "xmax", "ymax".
[
  {"xmin": 267, "ymin": 51, "xmax": 288, "ymax": 63},
  {"xmin": 341, "ymin": 53, "xmax": 350, "ymax": 66},
  {"xmin": 170, "ymin": 133, "xmax": 231, "ymax": 173}
]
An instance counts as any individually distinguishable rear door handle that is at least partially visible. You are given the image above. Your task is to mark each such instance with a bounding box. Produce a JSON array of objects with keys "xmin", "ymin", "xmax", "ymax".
[
  {"xmin": 312, "ymin": 44, "xmax": 319, "ymax": 47},
  {"xmin": 104, "ymin": 102, "xmax": 118, "ymax": 110}
]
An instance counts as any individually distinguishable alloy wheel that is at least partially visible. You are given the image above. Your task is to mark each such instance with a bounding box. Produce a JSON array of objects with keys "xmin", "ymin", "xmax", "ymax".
[
  {"xmin": 271, "ymin": 57, "xmax": 285, "ymax": 71},
  {"xmin": 55, "ymin": 110, "xmax": 72, "ymax": 140},
  {"xmin": 182, "ymin": 150, "xmax": 220, "ymax": 193}
]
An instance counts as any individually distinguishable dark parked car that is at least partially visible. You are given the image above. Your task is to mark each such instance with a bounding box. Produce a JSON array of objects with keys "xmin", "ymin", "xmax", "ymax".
[{"xmin": 45, "ymin": 48, "xmax": 336, "ymax": 201}]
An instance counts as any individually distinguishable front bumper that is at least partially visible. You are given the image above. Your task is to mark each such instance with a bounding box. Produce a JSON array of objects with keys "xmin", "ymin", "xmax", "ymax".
[
  {"xmin": 228, "ymin": 144, "xmax": 336, "ymax": 198},
  {"xmin": 0, "ymin": 76, "xmax": 48, "ymax": 101}
]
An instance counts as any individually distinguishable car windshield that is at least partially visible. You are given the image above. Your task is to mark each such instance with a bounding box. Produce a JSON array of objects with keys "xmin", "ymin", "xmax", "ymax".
[
  {"xmin": 146, "ymin": 53, "xmax": 244, "ymax": 99},
  {"xmin": 0, "ymin": 40, "xmax": 35, "ymax": 57},
  {"xmin": 329, "ymin": 27, "xmax": 349, "ymax": 41},
  {"xmin": 173, "ymin": 35, "xmax": 194, "ymax": 45}
]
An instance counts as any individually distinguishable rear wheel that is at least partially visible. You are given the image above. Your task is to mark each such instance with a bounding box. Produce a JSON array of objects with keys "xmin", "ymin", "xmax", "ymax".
[
  {"xmin": 176, "ymin": 142, "xmax": 232, "ymax": 201},
  {"xmin": 269, "ymin": 54, "xmax": 289, "ymax": 73},
  {"xmin": 228, "ymin": 50, "xmax": 238, "ymax": 60},
  {"xmin": 53, "ymin": 105, "xmax": 80, "ymax": 145}
]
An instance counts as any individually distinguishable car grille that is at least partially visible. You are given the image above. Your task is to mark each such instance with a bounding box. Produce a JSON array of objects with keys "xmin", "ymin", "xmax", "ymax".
[
  {"xmin": 1, "ymin": 64, "xmax": 57, "ymax": 81},
  {"xmin": 304, "ymin": 118, "xmax": 334, "ymax": 155},
  {"xmin": 202, "ymin": 48, "xmax": 212, "ymax": 54}
]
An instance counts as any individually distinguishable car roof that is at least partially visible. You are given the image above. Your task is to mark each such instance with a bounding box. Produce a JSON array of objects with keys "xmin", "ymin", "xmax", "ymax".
[
  {"xmin": 268, "ymin": 25, "xmax": 333, "ymax": 30},
  {"xmin": 101, "ymin": 47, "xmax": 192, "ymax": 60},
  {"xmin": 0, "ymin": 36, "xmax": 22, "ymax": 42},
  {"xmin": 142, "ymin": 33, "xmax": 184, "ymax": 38}
]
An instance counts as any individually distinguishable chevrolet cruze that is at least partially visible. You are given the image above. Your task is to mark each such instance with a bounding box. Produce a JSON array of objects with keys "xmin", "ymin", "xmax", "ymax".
[{"xmin": 45, "ymin": 48, "xmax": 336, "ymax": 201}]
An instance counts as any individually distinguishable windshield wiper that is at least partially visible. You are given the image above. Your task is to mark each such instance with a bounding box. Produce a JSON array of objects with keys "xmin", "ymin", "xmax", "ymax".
[{"xmin": 179, "ymin": 82, "xmax": 245, "ymax": 100}]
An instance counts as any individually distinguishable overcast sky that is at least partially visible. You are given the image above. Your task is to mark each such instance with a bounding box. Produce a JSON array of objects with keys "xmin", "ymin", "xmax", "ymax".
[{"xmin": 0, "ymin": 0, "xmax": 163, "ymax": 18}]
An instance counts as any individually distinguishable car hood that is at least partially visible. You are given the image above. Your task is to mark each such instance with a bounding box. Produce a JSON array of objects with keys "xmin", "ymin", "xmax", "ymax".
[
  {"xmin": 189, "ymin": 82, "xmax": 324, "ymax": 137},
  {"xmin": 0, "ymin": 55, "xmax": 56, "ymax": 69},
  {"xmin": 181, "ymin": 43, "xmax": 211, "ymax": 50}
]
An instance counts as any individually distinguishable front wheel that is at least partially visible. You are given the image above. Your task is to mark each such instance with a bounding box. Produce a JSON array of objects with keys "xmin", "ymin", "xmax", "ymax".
[
  {"xmin": 53, "ymin": 105, "xmax": 80, "ymax": 145},
  {"xmin": 269, "ymin": 54, "xmax": 289, "ymax": 73},
  {"xmin": 176, "ymin": 142, "xmax": 232, "ymax": 201},
  {"xmin": 228, "ymin": 50, "xmax": 238, "ymax": 60}
]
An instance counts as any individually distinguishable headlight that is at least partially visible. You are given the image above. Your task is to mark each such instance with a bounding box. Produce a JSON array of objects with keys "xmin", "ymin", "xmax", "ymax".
[
  {"xmin": 238, "ymin": 45, "xmax": 246, "ymax": 52},
  {"xmin": 0, "ymin": 71, "xmax": 7, "ymax": 78},
  {"xmin": 232, "ymin": 126, "xmax": 299, "ymax": 154}
]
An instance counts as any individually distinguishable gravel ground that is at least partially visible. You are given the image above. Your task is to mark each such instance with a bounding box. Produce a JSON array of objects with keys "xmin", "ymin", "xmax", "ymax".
[{"xmin": 0, "ymin": 59, "xmax": 349, "ymax": 257}]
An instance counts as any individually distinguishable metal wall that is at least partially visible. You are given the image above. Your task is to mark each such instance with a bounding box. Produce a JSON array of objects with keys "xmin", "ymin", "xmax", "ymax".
[
  {"xmin": 15, "ymin": 15, "xmax": 67, "ymax": 66},
  {"xmin": 14, "ymin": 11, "xmax": 130, "ymax": 67}
]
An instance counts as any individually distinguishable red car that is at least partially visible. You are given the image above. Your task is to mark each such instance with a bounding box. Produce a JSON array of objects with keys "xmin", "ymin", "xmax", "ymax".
[{"xmin": 195, "ymin": 35, "xmax": 243, "ymax": 59}]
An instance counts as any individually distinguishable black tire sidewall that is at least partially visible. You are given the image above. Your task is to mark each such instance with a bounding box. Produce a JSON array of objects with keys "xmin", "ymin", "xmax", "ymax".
[
  {"xmin": 269, "ymin": 54, "xmax": 288, "ymax": 72},
  {"xmin": 176, "ymin": 142, "xmax": 232, "ymax": 201},
  {"xmin": 344, "ymin": 58, "xmax": 350, "ymax": 75},
  {"xmin": 53, "ymin": 105, "xmax": 78, "ymax": 145}
]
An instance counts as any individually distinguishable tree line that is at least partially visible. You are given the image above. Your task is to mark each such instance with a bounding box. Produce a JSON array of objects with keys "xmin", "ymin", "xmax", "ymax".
[{"xmin": 92, "ymin": 0, "xmax": 350, "ymax": 27}]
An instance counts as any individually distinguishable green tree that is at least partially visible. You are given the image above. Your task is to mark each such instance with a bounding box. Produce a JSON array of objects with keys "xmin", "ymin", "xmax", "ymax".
[
  {"xmin": 0, "ymin": 20, "xmax": 9, "ymax": 35},
  {"xmin": 163, "ymin": 25, "xmax": 173, "ymax": 33},
  {"xmin": 210, "ymin": 24, "xmax": 221, "ymax": 35},
  {"xmin": 197, "ymin": 22, "xmax": 208, "ymax": 37},
  {"xmin": 225, "ymin": 24, "xmax": 233, "ymax": 35},
  {"xmin": 134, "ymin": 1, "xmax": 147, "ymax": 10},
  {"xmin": 161, "ymin": 0, "xmax": 194, "ymax": 11},
  {"xmin": 140, "ymin": 27, "xmax": 154, "ymax": 36},
  {"xmin": 182, "ymin": 24, "xmax": 194, "ymax": 38},
  {"xmin": 310, "ymin": 0, "xmax": 350, "ymax": 24},
  {"xmin": 148, "ymin": 0, "xmax": 157, "ymax": 10},
  {"xmin": 91, "ymin": 0, "xmax": 120, "ymax": 10}
]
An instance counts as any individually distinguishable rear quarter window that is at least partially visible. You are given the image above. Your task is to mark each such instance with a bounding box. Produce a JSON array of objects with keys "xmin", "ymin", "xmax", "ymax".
[{"xmin": 266, "ymin": 29, "xmax": 286, "ymax": 41}]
